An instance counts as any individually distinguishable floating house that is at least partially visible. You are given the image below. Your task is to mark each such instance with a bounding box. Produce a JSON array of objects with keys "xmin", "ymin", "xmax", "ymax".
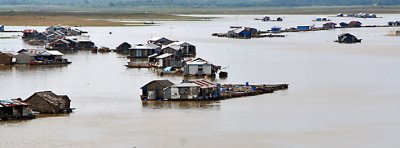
[
  {"xmin": 22, "ymin": 29, "xmax": 38, "ymax": 39},
  {"xmin": 183, "ymin": 58, "xmax": 220, "ymax": 76},
  {"xmin": 262, "ymin": 16, "xmax": 270, "ymax": 21},
  {"xmin": 115, "ymin": 42, "xmax": 132, "ymax": 52},
  {"xmin": 337, "ymin": 33, "xmax": 362, "ymax": 43},
  {"xmin": 271, "ymin": 26, "xmax": 282, "ymax": 33},
  {"xmin": 15, "ymin": 49, "xmax": 70, "ymax": 65},
  {"xmin": 297, "ymin": 25, "xmax": 311, "ymax": 31},
  {"xmin": 147, "ymin": 37, "xmax": 174, "ymax": 46},
  {"xmin": 323, "ymin": 22, "xmax": 337, "ymax": 29},
  {"xmin": 164, "ymin": 82, "xmax": 200, "ymax": 100},
  {"xmin": 46, "ymin": 39, "xmax": 75, "ymax": 50},
  {"xmin": 34, "ymin": 50, "xmax": 70, "ymax": 65},
  {"xmin": 0, "ymin": 25, "xmax": 4, "ymax": 32},
  {"xmin": 0, "ymin": 99, "xmax": 34, "ymax": 120},
  {"xmin": 388, "ymin": 21, "xmax": 400, "ymax": 26},
  {"xmin": 0, "ymin": 52, "xmax": 15, "ymax": 65},
  {"xmin": 227, "ymin": 27, "xmax": 258, "ymax": 38},
  {"xmin": 129, "ymin": 44, "xmax": 159, "ymax": 58},
  {"xmin": 155, "ymin": 53, "xmax": 181, "ymax": 68},
  {"xmin": 349, "ymin": 21, "xmax": 362, "ymax": 28},
  {"xmin": 76, "ymin": 36, "xmax": 96, "ymax": 50},
  {"xmin": 24, "ymin": 91, "xmax": 72, "ymax": 114},
  {"xmin": 339, "ymin": 22, "xmax": 349, "ymax": 28},
  {"xmin": 185, "ymin": 79, "xmax": 220, "ymax": 99},
  {"xmin": 141, "ymin": 80, "xmax": 175, "ymax": 100},
  {"xmin": 315, "ymin": 17, "xmax": 330, "ymax": 21},
  {"xmin": 15, "ymin": 49, "xmax": 44, "ymax": 64},
  {"xmin": 163, "ymin": 42, "xmax": 196, "ymax": 57}
]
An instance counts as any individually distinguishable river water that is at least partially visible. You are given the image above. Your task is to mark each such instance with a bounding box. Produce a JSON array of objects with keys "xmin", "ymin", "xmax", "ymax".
[{"xmin": 1, "ymin": 14, "xmax": 400, "ymax": 148}]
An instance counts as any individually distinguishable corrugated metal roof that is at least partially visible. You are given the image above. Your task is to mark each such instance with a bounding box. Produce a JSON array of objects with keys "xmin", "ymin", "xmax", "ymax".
[
  {"xmin": 156, "ymin": 53, "xmax": 173, "ymax": 59},
  {"xmin": 172, "ymin": 83, "xmax": 200, "ymax": 88},
  {"xmin": 187, "ymin": 79, "xmax": 218, "ymax": 89}
]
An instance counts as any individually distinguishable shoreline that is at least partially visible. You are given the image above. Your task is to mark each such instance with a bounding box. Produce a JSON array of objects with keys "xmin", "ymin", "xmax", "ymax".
[{"xmin": 0, "ymin": 6, "xmax": 400, "ymax": 26}]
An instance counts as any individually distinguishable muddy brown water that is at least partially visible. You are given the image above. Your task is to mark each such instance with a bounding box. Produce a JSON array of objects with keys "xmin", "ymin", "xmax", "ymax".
[{"xmin": 1, "ymin": 15, "xmax": 400, "ymax": 147}]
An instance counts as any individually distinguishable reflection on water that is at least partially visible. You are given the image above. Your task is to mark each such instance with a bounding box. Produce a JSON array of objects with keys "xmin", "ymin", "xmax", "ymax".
[
  {"xmin": 0, "ymin": 64, "xmax": 69, "ymax": 72},
  {"xmin": 142, "ymin": 100, "xmax": 220, "ymax": 110}
]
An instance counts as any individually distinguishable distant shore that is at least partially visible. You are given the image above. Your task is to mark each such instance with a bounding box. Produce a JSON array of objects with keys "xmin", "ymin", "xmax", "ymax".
[
  {"xmin": 0, "ymin": 6, "xmax": 399, "ymax": 26},
  {"xmin": 0, "ymin": 11, "xmax": 210, "ymax": 27}
]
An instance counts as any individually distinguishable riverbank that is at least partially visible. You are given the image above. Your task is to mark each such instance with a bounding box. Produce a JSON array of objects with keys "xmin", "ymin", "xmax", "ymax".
[{"xmin": 0, "ymin": 11, "xmax": 210, "ymax": 26}]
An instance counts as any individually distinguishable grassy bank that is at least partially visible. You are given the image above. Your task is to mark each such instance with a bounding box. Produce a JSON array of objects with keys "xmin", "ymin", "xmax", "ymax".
[{"xmin": 0, "ymin": 11, "xmax": 209, "ymax": 26}]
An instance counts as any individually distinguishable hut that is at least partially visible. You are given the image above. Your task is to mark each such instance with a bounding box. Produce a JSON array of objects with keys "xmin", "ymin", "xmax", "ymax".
[
  {"xmin": 116, "ymin": 42, "xmax": 132, "ymax": 52},
  {"xmin": 147, "ymin": 37, "xmax": 174, "ymax": 46},
  {"xmin": 0, "ymin": 53, "xmax": 15, "ymax": 65},
  {"xmin": 0, "ymin": 99, "xmax": 34, "ymax": 120},
  {"xmin": 0, "ymin": 25, "xmax": 4, "ymax": 32},
  {"xmin": 183, "ymin": 58, "xmax": 220, "ymax": 76},
  {"xmin": 141, "ymin": 80, "xmax": 174, "ymax": 100},
  {"xmin": 323, "ymin": 22, "xmax": 337, "ymax": 29},
  {"xmin": 339, "ymin": 22, "xmax": 349, "ymax": 28},
  {"xmin": 271, "ymin": 26, "xmax": 282, "ymax": 33},
  {"xmin": 337, "ymin": 33, "xmax": 362, "ymax": 43},
  {"xmin": 24, "ymin": 91, "xmax": 72, "ymax": 114},
  {"xmin": 349, "ymin": 21, "xmax": 362, "ymax": 28},
  {"xmin": 164, "ymin": 83, "xmax": 200, "ymax": 100}
]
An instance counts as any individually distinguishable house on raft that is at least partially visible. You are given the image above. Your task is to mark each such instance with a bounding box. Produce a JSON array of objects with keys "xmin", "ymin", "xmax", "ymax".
[
  {"xmin": 323, "ymin": 22, "xmax": 337, "ymax": 29},
  {"xmin": 388, "ymin": 21, "xmax": 400, "ymax": 26},
  {"xmin": 141, "ymin": 80, "xmax": 175, "ymax": 100},
  {"xmin": 163, "ymin": 41, "xmax": 196, "ymax": 57},
  {"xmin": 75, "ymin": 35, "xmax": 97, "ymax": 50},
  {"xmin": 46, "ymin": 39, "xmax": 76, "ymax": 50},
  {"xmin": 24, "ymin": 91, "xmax": 72, "ymax": 114},
  {"xmin": 33, "ymin": 50, "xmax": 71, "ymax": 65},
  {"xmin": 147, "ymin": 37, "xmax": 175, "ymax": 46},
  {"xmin": 227, "ymin": 27, "xmax": 258, "ymax": 38},
  {"xmin": 183, "ymin": 58, "xmax": 221, "ymax": 76},
  {"xmin": 127, "ymin": 43, "xmax": 160, "ymax": 68},
  {"xmin": 0, "ymin": 52, "xmax": 15, "ymax": 65},
  {"xmin": 142, "ymin": 79, "xmax": 220, "ymax": 100},
  {"xmin": 348, "ymin": 21, "xmax": 362, "ymax": 28},
  {"xmin": 0, "ymin": 99, "xmax": 34, "ymax": 120},
  {"xmin": 296, "ymin": 25, "xmax": 312, "ymax": 31},
  {"xmin": 315, "ymin": 17, "xmax": 330, "ymax": 21},
  {"xmin": 22, "ymin": 29, "xmax": 38, "ymax": 39},
  {"xmin": 115, "ymin": 42, "xmax": 132, "ymax": 53},
  {"xmin": 336, "ymin": 33, "xmax": 362, "ymax": 43},
  {"xmin": 339, "ymin": 22, "xmax": 349, "ymax": 28},
  {"xmin": 270, "ymin": 26, "xmax": 282, "ymax": 33},
  {"xmin": 15, "ymin": 49, "xmax": 70, "ymax": 65},
  {"xmin": 15, "ymin": 49, "xmax": 45, "ymax": 64}
]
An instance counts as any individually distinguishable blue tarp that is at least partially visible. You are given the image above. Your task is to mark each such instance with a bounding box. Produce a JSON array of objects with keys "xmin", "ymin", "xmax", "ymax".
[{"xmin": 164, "ymin": 67, "xmax": 172, "ymax": 72}]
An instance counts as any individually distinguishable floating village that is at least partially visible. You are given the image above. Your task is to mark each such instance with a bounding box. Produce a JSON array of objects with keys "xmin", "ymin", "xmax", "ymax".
[{"xmin": 1, "ymin": 13, "xmax": 400, "ymax": 121}]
